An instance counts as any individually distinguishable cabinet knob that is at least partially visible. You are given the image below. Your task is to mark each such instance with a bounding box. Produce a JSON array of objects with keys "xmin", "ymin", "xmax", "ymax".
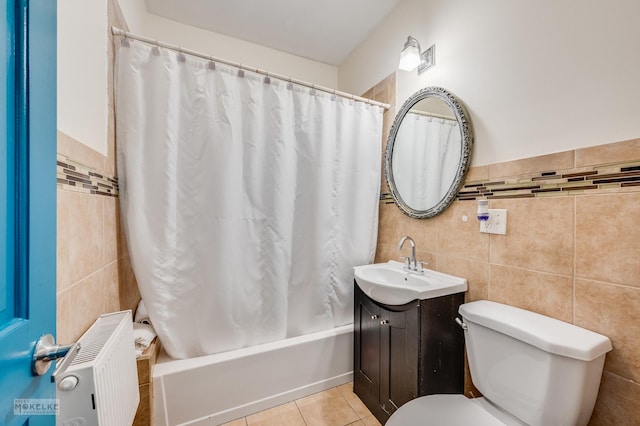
[
  {"xmin": 380, "ymin": 320, "xmax": 389, "ymax": 325},
  {"xmin": 371, "ymin": 315, "xmax": 379, "ymax": 320}
]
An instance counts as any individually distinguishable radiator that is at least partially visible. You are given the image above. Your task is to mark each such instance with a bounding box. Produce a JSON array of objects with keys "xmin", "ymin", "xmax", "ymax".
[{"xmin": 56, "ymin": 311, "xmax": 140, "ymax": 426}]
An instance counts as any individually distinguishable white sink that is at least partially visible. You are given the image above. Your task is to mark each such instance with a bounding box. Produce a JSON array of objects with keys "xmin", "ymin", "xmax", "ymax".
[{"xmin": 354, "ymin": 260, "xmax": 468, "ymax": 305}]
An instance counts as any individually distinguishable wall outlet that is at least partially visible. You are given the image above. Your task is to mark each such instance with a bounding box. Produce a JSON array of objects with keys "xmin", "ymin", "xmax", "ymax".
[{"xmin": 479, "ymin": 209, "xmax": 507, "ymax": 235}]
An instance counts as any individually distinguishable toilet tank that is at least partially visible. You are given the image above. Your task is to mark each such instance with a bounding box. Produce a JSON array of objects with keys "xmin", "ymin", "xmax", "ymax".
[{"xmin": 460, "ymin": 301, "xmax": 612, "ymax": 426}]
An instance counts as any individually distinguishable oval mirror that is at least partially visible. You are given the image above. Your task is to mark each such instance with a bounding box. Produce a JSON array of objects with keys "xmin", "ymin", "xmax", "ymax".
[{"xmin": 385, "ymin": 87, "xmax": 473, "ymax": 218}]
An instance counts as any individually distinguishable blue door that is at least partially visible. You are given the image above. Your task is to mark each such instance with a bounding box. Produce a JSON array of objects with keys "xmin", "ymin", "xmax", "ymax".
[{"xmin": 0, "ymin": 0, "xmax": 57, "ymax": 425}]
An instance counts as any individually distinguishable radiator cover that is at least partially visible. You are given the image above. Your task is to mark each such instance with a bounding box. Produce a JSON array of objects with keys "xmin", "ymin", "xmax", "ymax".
[{"xmin": 56, "ymin": 310, "xmax": 139, "ymax": 426}]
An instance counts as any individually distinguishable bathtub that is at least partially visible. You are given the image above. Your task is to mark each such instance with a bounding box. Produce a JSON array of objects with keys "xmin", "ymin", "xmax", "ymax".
[{"xmin": 153, "ymin": 324, "xmax": 354, "ymax": 425}]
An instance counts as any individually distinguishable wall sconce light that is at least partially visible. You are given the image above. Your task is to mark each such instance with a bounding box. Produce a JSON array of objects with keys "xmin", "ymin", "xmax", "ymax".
[{"xmin": 398, "ymin": 36, "xmax": 435, "ymax": 74}]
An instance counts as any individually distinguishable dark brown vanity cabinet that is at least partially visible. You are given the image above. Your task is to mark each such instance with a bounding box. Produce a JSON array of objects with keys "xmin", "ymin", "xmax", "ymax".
[{"xmin": 353, "ymin": 282, "xmax": 465, "ymax": 424}]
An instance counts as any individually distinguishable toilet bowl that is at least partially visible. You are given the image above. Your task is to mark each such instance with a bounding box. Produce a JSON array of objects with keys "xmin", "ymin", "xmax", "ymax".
[{"xmin": 386, "ymin": 301, "xmax": 612, "ymax": 426}]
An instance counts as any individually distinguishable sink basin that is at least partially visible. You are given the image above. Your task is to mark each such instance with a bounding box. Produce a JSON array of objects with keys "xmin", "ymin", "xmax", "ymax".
[{"xmin": 354, "ymin": 260, "xmax": 468, "ymax": 305}]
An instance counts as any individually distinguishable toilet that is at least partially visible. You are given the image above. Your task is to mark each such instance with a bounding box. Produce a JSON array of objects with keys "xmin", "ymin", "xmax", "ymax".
[{"xmin": 386, "ymin": 300, "xmax": 612, "ymax": 426}]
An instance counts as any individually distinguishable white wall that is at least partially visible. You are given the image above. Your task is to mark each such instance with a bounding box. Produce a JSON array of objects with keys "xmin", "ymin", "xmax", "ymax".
[
  {"xmin": 116, "ymin": 0, "xmax": 338, "ymax": 88},
  {"xmin": 58, "ymin": 0, "xmax": 109, "ymax": 155},
  {"xmin": 339, "ymin": 0, "xmax": 640, "ymax": 166}
]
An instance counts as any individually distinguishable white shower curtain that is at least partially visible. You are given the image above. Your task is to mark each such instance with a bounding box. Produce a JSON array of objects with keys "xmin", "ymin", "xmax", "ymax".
[
  {"xmin": 392, "ymin": 112, "xmax": 461, "ymax": 209},
  {"xmin": 115, "ymin": 41, "xmax": 382, "ymax": 358}
]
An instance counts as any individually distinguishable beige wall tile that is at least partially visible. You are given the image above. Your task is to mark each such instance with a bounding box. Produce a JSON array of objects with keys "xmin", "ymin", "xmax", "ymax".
[
  {"xmin": 436, "ymin": 255, "xmax": 489, "ymax": 302},
  {"xmin": 117, "ymin": 200, "xmax": 128, "ymax": 257},
  {"xmin": 410, "ymin": 217, "xmax": 438, "ymax": 254},
  {"xmin": 465, "ymin": 165, "xmax": 489, "ymax": 182},
  {"xmin": 57, "ymin": 189, "xmax": 71, "ymax": 291},
  {"xmin": 67, "ymin": 190, "xmax": 105, "ymax": 285},
  {"xmin": 490, "ymin": 197, "xmax": 574, "ymax": 276},
  {"xmin": 103, "ymin": 196, "xmax": 119, "ymax": 264},
  {"xmin": 436, "ymin": 201, "xmax": 489, "ymax": 262},
  {"xmin": 575, "ymin": 192, "xmax": 640, "ymax": 287},
  {"xmin": 105, "ymin": 103, "xmax": 117, "ymax": 177},
  {"xmin": 489, "ymin": 150, "xmax": 574, "ymax": 179},
  {"xmin": 414, "ymin": 249, "xmax": 435, "ymax": 271},
  {"xmin": 118, "ymin": 255, "xmax": 141, "ymax": 312},
  {"xmin": 56, "ymin": 287, "xmax": 72, "ymax": 344},
  {"xmin": 575, "ymin": 279, "xmax": 640, "ymax": 382},
  {"xmin": 57, "ymin": 130, "xmax": 105, "ymax": 172},
  {"xmin": 377, "ymin": 203, "xmax": 406, "ymax": 246},
  {"xmin": 57, "ymin": 272, "xmax": 104, "ymax": 343},
  {"xmin": 374, "ymin": 243, "xmax": 400, "ymax": 264},
  {"xmin": 589, "ymin": 371, "xmax": 640, "ymax": 426},
  {"xmin": 575, "ymin": 138, "xmax": 640, "ymax": 168},
  {"xmin": 489, "ymin": 265, "xmax": 573, "ymax": 322},
  {"xmin": 103, "ymin": 261, "xmax": 121, "ymax": 314}
]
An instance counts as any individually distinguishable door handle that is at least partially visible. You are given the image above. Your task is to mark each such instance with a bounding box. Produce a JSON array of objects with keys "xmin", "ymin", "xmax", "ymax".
[
  {"xmin": 380, "ymin": 320, "xmax": 389, "ymax": 325},
  {"xmin": 32, "ymin": 334, "xmax": 81, "ymax": 376}
]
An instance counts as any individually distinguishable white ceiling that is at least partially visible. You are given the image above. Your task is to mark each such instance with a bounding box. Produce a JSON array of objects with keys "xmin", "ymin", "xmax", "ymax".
[{"xmin": 144, "ymin": 0, "xmax": 401, "ymax": 66}]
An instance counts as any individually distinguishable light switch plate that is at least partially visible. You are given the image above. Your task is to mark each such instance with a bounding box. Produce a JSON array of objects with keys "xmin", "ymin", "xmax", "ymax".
[{"xmin": 480, "ymin": 209, "xmax": 507, "ymax": 235}]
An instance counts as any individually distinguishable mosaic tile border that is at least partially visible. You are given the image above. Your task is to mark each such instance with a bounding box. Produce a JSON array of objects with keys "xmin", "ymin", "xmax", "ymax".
[
  {"xmin": 380, "ymin": 159, "xmax": 640, "ymax": 204},
  {"xmin": 57, "ymin": 154, "xmax": 119, "ymax": 197},
  {"xmin": 457, "ymin": 160, "xmax": 640, "ymax": 201}
]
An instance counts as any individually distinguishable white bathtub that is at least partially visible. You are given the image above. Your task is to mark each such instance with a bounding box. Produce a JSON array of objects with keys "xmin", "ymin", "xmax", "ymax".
[{"xmin": 153, "ymin": 324, "xmax": 354, "ymax": 425}]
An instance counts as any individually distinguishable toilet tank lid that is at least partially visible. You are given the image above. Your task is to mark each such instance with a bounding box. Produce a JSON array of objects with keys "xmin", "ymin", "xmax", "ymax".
[{"xmin": 459, "ymin": 301, "xmax": 612, "ymax": 361}]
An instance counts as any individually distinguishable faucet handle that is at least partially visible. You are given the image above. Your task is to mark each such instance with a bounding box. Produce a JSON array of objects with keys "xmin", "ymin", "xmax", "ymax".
[
  {"xmin": 401, "ymin": 256, "xmax": 410, "ymax": 269},
  {"xmin": 416, "ymin": 260, "xmax": 429, "ymax": 273}
]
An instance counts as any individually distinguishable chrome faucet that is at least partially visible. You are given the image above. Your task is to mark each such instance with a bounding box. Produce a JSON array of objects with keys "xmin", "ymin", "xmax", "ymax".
[{"xmin": 398, "ymin": 236, "xmax": 423, "ymax": 273}]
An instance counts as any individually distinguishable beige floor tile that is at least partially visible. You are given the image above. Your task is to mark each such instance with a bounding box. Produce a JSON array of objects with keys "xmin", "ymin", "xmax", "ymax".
[
  {"xmin": 346, "ymin": 421, "xmax": 365, "ymax": 426},
  {"xmin": 361, "ymin": 416, "xmax": 383, "ymax": 426},
  {"xmin": 296, "ymin": 388, "xmax": 359, "ymax": 426},
  {"xmin": 221, "ymin": 418, "xmax": 247, "ymax": 426},
  {"xmin": 336, "ymin": 383, "xmax": 373, "ymax": 419},
  {"xmin": 246, "ymin": 402, "xmax": 305, "ymax": 426}
]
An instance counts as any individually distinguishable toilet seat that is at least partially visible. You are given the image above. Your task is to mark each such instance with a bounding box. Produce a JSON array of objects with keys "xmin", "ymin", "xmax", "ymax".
[{"xmin": 385, "ymin": 394, "xmax": 525, "ymax": 426}]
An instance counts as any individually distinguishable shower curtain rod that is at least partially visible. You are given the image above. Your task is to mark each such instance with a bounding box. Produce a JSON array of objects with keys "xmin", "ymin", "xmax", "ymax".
[
  {"xmin": 111, "ymin": 27, "xmax": 390, "ymax": 110},
  {"xmin": 409, "ymin": 109, "xmax": 456, "ymax": 120}
]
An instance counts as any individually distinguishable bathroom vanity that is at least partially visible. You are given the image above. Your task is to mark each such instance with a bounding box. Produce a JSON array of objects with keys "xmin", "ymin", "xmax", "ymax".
[{"xmin": 353, "ymin": 282, "xmax": 465, "ymax": 424}]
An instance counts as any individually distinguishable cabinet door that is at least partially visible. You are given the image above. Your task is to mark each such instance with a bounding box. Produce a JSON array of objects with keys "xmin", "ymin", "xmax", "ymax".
[
  {"xmin": 354, "ymin": 284, "xmax": 382, "ymax": 409},
  {"xmin": 380, "ymin": 303, "xmax": 420, "ymax": 416}
]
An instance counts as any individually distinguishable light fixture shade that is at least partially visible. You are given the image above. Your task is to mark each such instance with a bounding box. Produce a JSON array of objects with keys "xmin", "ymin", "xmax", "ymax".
[{"xmin": 399, "ymin": 44, "xmax": 421, "ymax": 71}]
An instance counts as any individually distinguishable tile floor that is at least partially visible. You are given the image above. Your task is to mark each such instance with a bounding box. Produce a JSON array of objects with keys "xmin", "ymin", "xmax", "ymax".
[{"xmin": 221, "ymin": 382, "xmax": 382, "ymax": 426}]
